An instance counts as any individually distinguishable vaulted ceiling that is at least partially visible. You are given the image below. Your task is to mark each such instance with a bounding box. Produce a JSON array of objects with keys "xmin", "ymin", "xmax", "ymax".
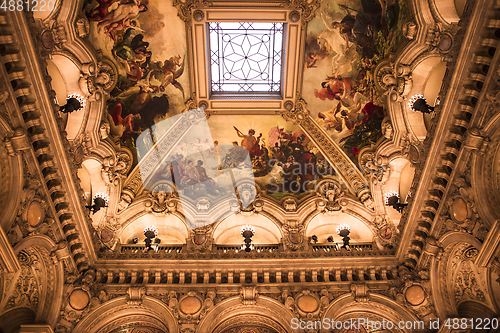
[{"xmin": 0, "ymin": 0, "xmax": 499, "ymax": 332}]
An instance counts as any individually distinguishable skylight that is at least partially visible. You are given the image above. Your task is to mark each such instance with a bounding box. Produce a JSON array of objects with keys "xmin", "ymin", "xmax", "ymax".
[{"xmin": 208, "ymin": 22, "xmax": 284, "ymax": 95}]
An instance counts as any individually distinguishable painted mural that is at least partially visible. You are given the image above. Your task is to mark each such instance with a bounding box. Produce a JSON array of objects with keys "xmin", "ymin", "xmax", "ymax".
[
  {"xmin": 145, "ymin": 116, "xmax": 337, "ymax": 199},
  {"xmin": 304, "ymin": 0, "xmax": 408, "ymax": 161},
  {"xmin": 82, "ymin": 0, "xmax": 189, "ymax": 162},
  {"xmin": 207, "ymin": 116, "xmax": 336, "ymax": 199}
]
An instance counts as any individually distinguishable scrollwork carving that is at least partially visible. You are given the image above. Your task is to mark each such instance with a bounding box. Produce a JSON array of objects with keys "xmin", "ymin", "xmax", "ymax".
[
  {"xmin": 173, "ymin": 0, "xmax": 212, "ymax": 23},
  {"xmin": 145, "ymin": 183, "xmax": 176, "ymax": 215},
  {"xmin": 103, "ymin": 151, "xmax": 132, "ymax": 186},
  {"xmin": 240, "ymin": 286, "xmax": 258, "ymax": 305},
  {"xmin": 283, "ymin": 0, "xmax": 322, "ymax": 25},
  {"xmin": 283, "ymin": 220, "xmax": 305, "ymax": 251}
]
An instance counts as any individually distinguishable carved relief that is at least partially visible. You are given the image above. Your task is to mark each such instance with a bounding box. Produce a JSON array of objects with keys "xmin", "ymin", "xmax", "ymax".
[
  {"xmin": 40, "ymin": 20, "xmax": 67, "ymax": 51},
  {"xmin": 350, "ymin": 283, "xmax": 370, "ymax": 302},
  {"xmin": 145, "ymin": 183, "xmax": 176, "ymax": 215},
  {"xmin": 5, "ymin": 250, "xmax": 40, "ymax": 311},
  {"xmin": 282, "ymin": 198, "xmax": 297, "ymax": 212},
  {"xmin": 55, "ymin": 270, "xmax": 106, "ymax": 333},
  {"xmin": 374, "ymin": 61, "xmax": 412, "ymax": 98},
  {"xmin": 117, "ymin": 193, "xmax": 133, "ymax": 212},
  {"xmin": 173, "ymin": 0, "xmax": 213, "ymax": 23},
  {"xmin": 2, "ymin": 247, "xmax": 56, "ymax": 323},
  {"xmin": 82, "ymin": 59, "xmax": 118, "ymax": 96},
  {"xmin": 453, "ymin": 247, "xmax": 487, "ymax": 305},
  {"xmin": 425, "ymin": 24, "xmax": 459, "ymax": 55},
  {"xmin": 283, "ymin": 0, "xmax": 322, "ymax": 25},
  {"xmin": 316, "ymin": 180, "xmax": 342, "ymax": 212},
  {"xmin": 189, "ymin": 224, "xmax": 213, "ymax": 252},
  {"xmin": 240, "ymin": 286, "xmax": 258, "ymax": 305},
  {"xmin": 282, "ymin": 220, "xmax": 304, "ymax": 251},
  {"xmin": 440, "ymin": 177, "xmax": 486, "ymax": 240},
  {"xmin": 103, "ymin": 151, "xmax": 132, "ymax": 186},
  {"xmin": 76, "ymin": 17, "xmax": 90, "ymax": 38},
  {"xmin": 295, "ymin": 290, "xmax": 320, "ymax": 317}
]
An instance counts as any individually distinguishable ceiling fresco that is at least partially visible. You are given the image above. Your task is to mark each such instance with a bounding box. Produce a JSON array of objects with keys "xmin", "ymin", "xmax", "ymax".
[
  {"xmin": 83, "ymin": 0, "xmax": 190, "ymax": 160},
  {"xmin": 207, "ymin": 115, "xmax": 336, "ymax": 199},
  {"xmin": 142, "ymin": 114, "xmax": 337, "ymax": 200},
  {"xmin": 81, "ymin": 0, "xmax": 408, "ymax": 200},
  {"xmin": 304, "ymin": 0, "xmax": 409, "ymax": 160}
]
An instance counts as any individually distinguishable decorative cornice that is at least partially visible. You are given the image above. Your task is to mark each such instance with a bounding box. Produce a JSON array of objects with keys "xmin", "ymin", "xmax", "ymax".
[
  {"xmin": 0, "ymin": 10, "xmax": 93, "ymax": 271},
  {"xmin": 397, "ymin": 0, "xmax": 498, "ymax": 268}
]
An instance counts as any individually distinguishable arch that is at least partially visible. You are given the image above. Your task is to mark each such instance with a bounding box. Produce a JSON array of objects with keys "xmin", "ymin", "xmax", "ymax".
[
  {"xmin": 0, "ymin": 237, "xmax": 64, "ymax": 329},
  {"xmin": 12, "ymin": 235, "xmax": 65, "ymax": 326},
  {"xmin": 473, "ymin": 118, "xmax": 500, "ymax": 225},
  {"xmin": 489, "ymin": 269, "xmax": 500, "ymax": 314},
  {"xmin": 422, "ymin": 61, "xmax": 447, "ymax": 130},
  {"xmin": 405, "ymin": 56, "xmax": 446, "ymax": 140},
  {"xmin": 0, "ymin": 139, "xmax": 23, "ymax": 232},
  {"xmin": 0, "ymin": 114, "xmax": 23, "ymax": 232},
  {"xmin": 46, "ymin": 59, "xmax": 67, "ymax": 106},
  {"xmin": 119, "ymin": 214, "xmax": 189, "ymax": 244},
  {"xmin": 305, "ymin": 212, "xmax": 374, "ymax": 243},
  {"xmin": 457, "ymin": 301, "xmax": 497, "ymax": 318},
  {"xmin": 432, "ymin": 0, "xmax": 461, "ymax": 23},
  {"xmin": 0, "ymin": 307, "xmax": 36, "ymax": 333},
  {"xmin": 72, "ymin": 296, "xmax": 178, "ymax": 333},
  {"xmin": 197, "ymin": 296, "xmax": 298, "ymax": 333},
  {"xmin": 320, "ymin": 293, "xmax": 420, "ymax": 333},
  {"xmin": 430, "ymin": 238, "xmax": 497, "ymax": 319},
  {"xmin": 213, "ymin": 213, "xmax": 282, "ymax": 244},
  {"xmin": 49, "ymin": 54, "xmax": 88, "ymax": 139},
  {"xmin": 82, "ymin": 158, "xmax": 108, "ymax": 227},
  {"xmin": 383, "ymin": 157, "xmax": 412, "ymax": 224},
  {"xmin": 32, "ymin": 0, "xmax": 61, "ymax": 21},
  {"xmin": 78, "ymin": 164, "xmax": 92, "ymax": 206}
]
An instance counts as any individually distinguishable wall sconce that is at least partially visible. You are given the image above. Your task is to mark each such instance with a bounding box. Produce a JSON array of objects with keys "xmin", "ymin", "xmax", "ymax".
[
  {"xmin": 408, "ymin": 94, "xmax": 434, "ymax": 114},
  {"xmin": 59, "ymin": 93, "xmax": 86, "ymax": 113},
  {"xmin": 241, "ymin": 225, "xmax": 255, "ymax": 252},
  {"xmin": 86, "ymin": 193, "xmax": 109, "ymax": 214},
  {"xmin": 336, "ymin": 224, "xmax": 351, "ymax": 250},
  {"xmin": 384, "ymin": 191, "xmax": 408, "ymax": 213},
  {"xmin": 144, "ymin": 225, "xmax": 159, "ymax": 251}
]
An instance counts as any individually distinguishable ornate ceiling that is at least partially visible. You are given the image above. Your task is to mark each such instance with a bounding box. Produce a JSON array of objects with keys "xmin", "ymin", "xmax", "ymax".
[
  {"xmin": 71, "ymin": 0, "xmax": 414, "ymax": 249},
  {"xmin": 0, "ymin": 0, "xmax": 499, "ymax": 332}
]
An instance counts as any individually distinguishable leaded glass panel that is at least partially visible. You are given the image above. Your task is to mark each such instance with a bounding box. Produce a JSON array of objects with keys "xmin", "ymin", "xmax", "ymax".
[{"xmin": 208, "ymin": 22, "xmax": 284, "ymax": 94}]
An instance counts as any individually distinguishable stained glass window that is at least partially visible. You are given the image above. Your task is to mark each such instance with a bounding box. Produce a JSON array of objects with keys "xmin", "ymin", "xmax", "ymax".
[{"xmin": 208, "ymin": 22, "xmax": 284, "ymax": 94}]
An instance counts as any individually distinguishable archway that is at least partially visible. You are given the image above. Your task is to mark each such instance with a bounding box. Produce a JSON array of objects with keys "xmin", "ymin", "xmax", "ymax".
[
  {"xmin": 0, "ymin": 136, "xmax": 22, "ymax": 232},
  {"xmin": 431, "ymin": 238, "xmax": 498, "ymax": 319},
  {"xmin": 0, "ymin": 238, "xmax": 64, "ymax": 329},
  {"xmin": 213, "ymin": 214, "xmax": 282, "ymax": 245},
  {"xmin": 320, "ymin": 293, "xmax": 421, "ymax": 333},
  {"xmin": 197, "ymin": 296, "xmax": 297, "ymax": 333},
  {"xmin": 72, "ymin": 297, "xmax": 178, "ymax": 333},
  {"xmin": 405, "ymin": 57, "xmax": 447, "ymax": 140},
  {"xmin": 305, "ymin": 212, "xmax": 374, "ymax": 244},
  {"xmin": 0, "ymin": 308, "xmax": 36, "ymax": 333},
  {"xmin": 119, "ymin": 214, "xmax": 189, "ymax": 245}
]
